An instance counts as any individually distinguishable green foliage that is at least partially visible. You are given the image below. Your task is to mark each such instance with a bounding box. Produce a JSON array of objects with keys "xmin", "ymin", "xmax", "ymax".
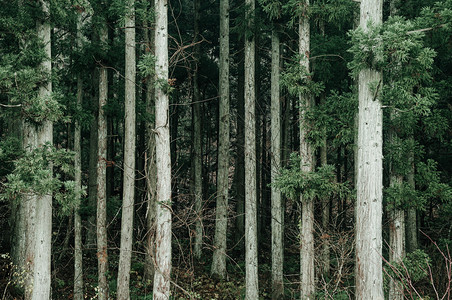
[
  {"xmin": 138, "ymin": 53, "xmax": 156, "ymax": 78},
  {"xmin": 273, "ymin": 152, "xmax": 349, "ymax": 202},
  {"xmin": 281, "ymin": 54, "xmax": 324, "ymax": 97},
  {"xmin": 416, "ymin": 159, "xmax": 452, "ymax": 212},
  {"xmin": 0, "ymin": 137, "xmax": 23, "ymax": 177},
  {"xmin": 1, "ymin": 143, "xmax": 85, "ymax": 216},
  {"xmin": 385, "ymin": 181, "xmax": 419, "ymax": 210},
  {"xmin": 384, "ymin": 249, "xmax": 431, "ymax": 291}
]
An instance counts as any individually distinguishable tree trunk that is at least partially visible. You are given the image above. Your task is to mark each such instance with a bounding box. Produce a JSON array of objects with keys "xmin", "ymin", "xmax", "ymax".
[
  {"xmin": 211, "ymin": 0, "xmax": 230, "ymax": 279},
  {"xmin": 406, "ymin": 146, "xmax": 418, "ymax": 253},
  {"xmin": 28, "ymin": 2, "xmax": 53, "ymax": 298},
  {"xmin": 244, "ymin": 0, "xmax": 258, "ymax": 297},
  {"xmin": 153, "ymin": 0, "xmax": 172, "ymax": 298},
  {"xmin": 143, "ymin": 8, "xmax": 156, "ymax": 284},
  {"xmin": 193, "ymin": 0, "xmax": 203, "ymax": 260},
  {"xmin": 299, "ymin": 1, "xmax": 315, "ymax": 298},
  {"xmin": 271, "ymin": 27, "xmax": 284, "ymax": 300},
  {"xmin": 355, "ymin": 0, "xmax": 384, "ymax": 298},
  {"xmin": 117, "ymin": 0, "xmax": 136, "ymax": 297},
  {"xmin": 73, "ymin": 11, "xmax": 84, "ymax": 300},
  {"xmin": 234, "ymin": 48, "xmax": 245, "ymax": 247},
  {"xmin": 97, "ymin": 19, "xmax": 109, "ymax": 300}
]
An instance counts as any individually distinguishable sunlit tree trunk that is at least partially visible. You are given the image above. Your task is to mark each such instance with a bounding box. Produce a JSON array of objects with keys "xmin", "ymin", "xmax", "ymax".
[
  {"xmin": 211, "ymin": 0, "xmax": 230, "ymax": 278},
  {"xmin": 117, "ymin": 0, "xmax": 136, "ymax": 297},
  {"xmin": 299, "ymin": 1, "xmax": 315, "ymax": 298},
  {"xmin": 153, "ymin": 0, "xmax": 172, "ymax": 297},
  {"xmin": 355, "ymin": 0, "xmax": 384, "ymax": 298},
  {"xmin": 244, "ymin": 0, "xmax": 258, "ymax": 297},
  {"xmin": 271, "ymin": 27, "xmax": 283, "ymax": 300},
  {"xmin": 73, "ymin": 11, "xmax": 84, "ymax": 300},
  {"xmin": 97, "ymin": 18, "xmax": 109, "ymax": 300},
  {"xmin": 193, "ymin": 0, "xmax": 203, "ymax": 260}
]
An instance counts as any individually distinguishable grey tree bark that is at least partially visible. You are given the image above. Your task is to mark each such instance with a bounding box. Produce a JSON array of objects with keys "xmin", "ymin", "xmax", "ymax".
[
  {"xmin": 193, "ymin": 0, "xmax": 203, "ymax": 260},
  {"xmin": 244, "ymin": 0, "xmax": 258, "ymax": 298},
  {"xmin": 299, "ymin": 1, "xmax": 315, "ymax": 298},
  {"xmin": 355, "ymin": 0, "xmax": 384, "ymax": 298},
  {"xmin": 143, "ymin": 9, "xmax": 156, "ymax": 284},
  {"xmin": 270, "ymin": 27, "xmax": 283, "ymax": 300},
  {"xmin": 117, "ymin": 0, "xmax": 136, "ymax": 297},
  {"xmin": 73, "ymin": 11, "xmax": 84, "ymax": 300},
  {"xmin": 211, "ymin": 0, "xmax": 230, "ymax": 279},
  {"xmin": 97, "ymin": 18, "xmax": 109, "ymax": 300},
  {"xmin": 153, "ymin": 0, "xmax": 172, "ymax": 298}
]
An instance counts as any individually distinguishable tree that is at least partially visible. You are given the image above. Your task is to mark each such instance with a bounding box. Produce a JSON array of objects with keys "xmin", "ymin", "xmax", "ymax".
[
  {"xmin": 211, "ymin": 0, "xmax": 230, "ymax": 278},
  {"xmin": 153, "ymin": 0, "xmax": 172, "ymax": 297},
  {"xmin": 29, "ymin": 1, "xmax": 53, "ymax": 298},
  {"xmin": 96, "ymin": 16, "xmax": 109, "ymax": 300},
  {"xmin": 193, "ymin": 0, "xmax": 203, "ymax": 260},
  {"xmin": 73, "ymin": 10, "xmax": 84, "ymax": 300},
  {"xmin": 298, "ymin": 1, "xmax": 315, "ymax": 298},
  {"xmin": 116, "ymin": 0, "xmax": 136, "ymax": 297},
  {"xmin": 355, "ymin": 0, "xmax": 384, "ymax": 298},
  {"xmin": 270, "ymin": 25, "xmax": 283, "ymax": 300},
  {"xmin": 244, "ymin": 0, "xmax": 258, "ymax": 297}
]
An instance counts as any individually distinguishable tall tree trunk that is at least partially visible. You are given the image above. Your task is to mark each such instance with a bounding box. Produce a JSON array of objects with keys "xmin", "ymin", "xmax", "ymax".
[
  {"xmin": 73, "ymin": 11, "xmax": 84, "ymax": 300},
  {"xmin": 117, "ymin": 0, "xmax": 136, "ymax": 297},
  {"xmin": 97, "ymin": 18, "xmax": 109, "ymax": 300},
  {"xmin": 143, "ymin": 8, "xmax": 157, "ymax": 284},
  {"xmin": 193, "ymin": 0, "xmax": 203, "ymax": 260},
  {"xmin": 271, "ymin": 27, "xmax": 284, "ymax": 300},
  {"xmin": 299, "ymin": 1, "xmax": 315, "ymax": 298},
  {"xmin": 29, "ymin": 1, "xmax": 53, "ymax": 298},
  {"xmin": 355, "ymin": 0, "xmax": 384, "ymax": 298},
  {"xmin": 244, "ymin": 0, "xmax": 258, "ymax": 298},
  {"xmin": 153, "ymin": 0, "xmax": 172, "ymax": 297},
  {"xmin": 234, "ymin": 48, "xmax": 245, "ymax": 247},
  {"xmin": 406, "ymin": 144, "xmax": 418, "ymax": 253},
  {"xmin": 211, "ymin": 0, "xmax": 230, "ymax": 278}
]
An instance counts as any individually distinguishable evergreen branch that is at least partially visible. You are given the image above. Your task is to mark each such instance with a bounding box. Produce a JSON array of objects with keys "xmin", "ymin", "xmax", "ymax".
[
  {"xmin": 0, "ymin": 103, "xmax": 22, "ymax": 108},
  {"xmin": 406, "ymin": 24, "xmax": 446, "ymax": 35}
]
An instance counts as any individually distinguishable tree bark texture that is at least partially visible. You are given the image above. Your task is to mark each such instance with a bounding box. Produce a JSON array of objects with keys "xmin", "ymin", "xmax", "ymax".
[
  {"xmin": 97, "ymin": 19, "xmax": 109, "ymax": 300},
  {"xmin": 299, "ymin": 1, "xmax": 315, "ymax": 298},
  {"xmin": 153, "ymin": 0, "xmax": 172, "ymax": 298},
  {"xmin": 244, "ymin": 0, "xmax": 258, "ymax": 298},
  {"xmin": 117, "ymin": 0, "xmax": 136, "ymax": 298},
  {"xmin": 355, "ymin": 0, "xmax": 384, "ymax": 298},
  {"xmin": 193, "ymin": 0, "xmax": 203, "ymax": 260},
  {"xmin": 211, "ymin": 0, "xmax": 230, "ymax": 279},
  {"xmin": 270, "ymin": 27, "xmax": 284, "ymax": 300},
  {"xmin": 73, "ymin": 11, "xmax": 84, "ymax": 300},
  {"xmin": 144, "ymin": 11, "xmax": 157, "ymax": 284},
  {"xmin": 30, "ymin": 1, "xmax": 53, "ymax": 298}
]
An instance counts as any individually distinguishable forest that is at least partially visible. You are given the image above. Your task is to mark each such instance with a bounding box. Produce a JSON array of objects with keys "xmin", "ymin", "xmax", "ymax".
[{"xmin": 0, "ymin": 0, "xmax": 451, "ymax": 299}]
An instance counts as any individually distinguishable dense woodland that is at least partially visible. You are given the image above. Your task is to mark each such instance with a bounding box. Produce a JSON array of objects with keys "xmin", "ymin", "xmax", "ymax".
[{"xmin": 0, "ymin": 0, "xmax": 451, "ymax": 299}]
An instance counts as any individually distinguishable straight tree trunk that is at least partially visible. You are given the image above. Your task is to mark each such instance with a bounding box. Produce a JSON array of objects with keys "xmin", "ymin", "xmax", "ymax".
[
  {"xmin": 97, "ymin": 19, "xmax": 109, "ymax": 300},
  {"xmin": 211, "ymin": 0, "xmax": 230, "ymax": 279},
  {"xmin": 270, "ymin": 27, "xmax": 284, "ymax": 300},
  {"xmin": 29, "ymin": 2, "xmax": 53, "ymax": 298},
  {"xmin": 143, "ymin": 10, "xmax": 157, "ymax": 284},
  {"xmin": 299, "ymin": 1, "xmax": 315, "ymax": 298},
  {"xmin": 193, "ymin": 0, "xmax": 203, "ymax": 260},
  {"xmin": 117, "ymin": 0, "xmax": 136, "ymax": 297},
  {"xmin": 355, "ymin": 0, "xmax": 384, "ymax": 298},
  {"xmin": 153, "ymin": 0, "xmax": 172, "ymax": 297},
  {"xmin": 234, "ymin": 48, "xmax": 245, "ymax": 246},
  {"xmin": 73, "ymin": 11, "xmax": 84, "ymax": 300},
  {"xmin": 406, "ymin": 145, "xmax": 417, "ymax": 253},
  {"xmin": 244, "ymin": 0, "xmax": 258, "ymax": 298}
]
